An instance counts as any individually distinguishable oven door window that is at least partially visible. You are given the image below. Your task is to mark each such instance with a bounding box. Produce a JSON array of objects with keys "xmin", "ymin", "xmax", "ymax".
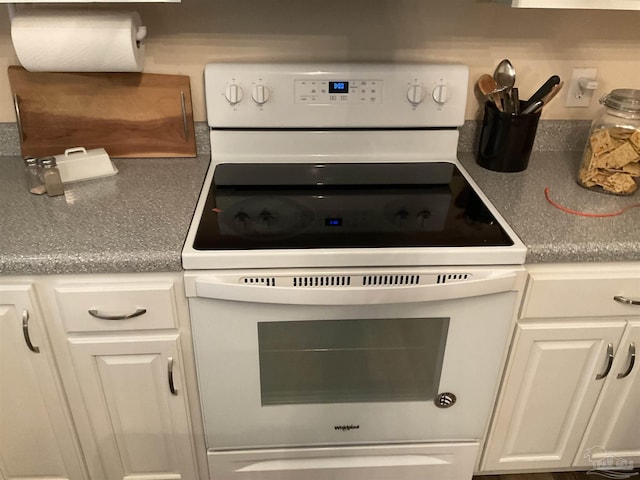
[{"xmin": 257, "ymin": 318, "xmax": 448, "ymax": 405}]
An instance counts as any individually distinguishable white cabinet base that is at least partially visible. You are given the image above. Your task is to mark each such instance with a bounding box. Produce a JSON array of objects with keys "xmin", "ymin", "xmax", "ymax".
[
  {"xmin": 576, "ymin": 321, "xmax": 640, "ymax": 468},
  {"xmin": 68, "ymin": 333, "xmax": 198, "ymax": 480},
  {"xmin": 0, "ymin": 285, "xmax": 86, "ymax": 480},
  {"xmin": 482, "ymin": 321, "xmax": 625, "ymax": 471}
]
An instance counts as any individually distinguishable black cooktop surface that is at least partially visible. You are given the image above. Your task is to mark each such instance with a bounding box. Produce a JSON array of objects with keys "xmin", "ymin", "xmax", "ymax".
[{"xmin": 193, "ymin": 162, "xmax": 514, "ymax": 250}]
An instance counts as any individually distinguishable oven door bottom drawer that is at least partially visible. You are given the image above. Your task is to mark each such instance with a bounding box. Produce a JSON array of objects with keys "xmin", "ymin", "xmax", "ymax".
[{"xmin": 208, "ymin": 442, "xmax": 479, "ymax": 480}]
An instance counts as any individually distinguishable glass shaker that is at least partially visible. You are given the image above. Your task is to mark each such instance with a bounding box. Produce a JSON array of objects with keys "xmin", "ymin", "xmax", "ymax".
[
  {"xmin": 578, "ymin": 89, "xmax": 640, "ymax": 195},
  {"xmin": 23, "ymin": 156, "xmax": 46, "ymax": 195},
  {"xmin": 40, "ymin": 156, "xmax": 65, "ymax": 197}
]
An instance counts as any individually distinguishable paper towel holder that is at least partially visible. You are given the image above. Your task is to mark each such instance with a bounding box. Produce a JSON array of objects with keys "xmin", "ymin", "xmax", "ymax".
[{"xmin": 136, "ymin": 25, "xmax": 147, "ymax": 41}]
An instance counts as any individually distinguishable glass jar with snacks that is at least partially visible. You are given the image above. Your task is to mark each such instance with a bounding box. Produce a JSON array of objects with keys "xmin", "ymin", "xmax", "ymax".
[{"xmin": 578, "ymin": 89, "xmax": 640, "ymax": 195}]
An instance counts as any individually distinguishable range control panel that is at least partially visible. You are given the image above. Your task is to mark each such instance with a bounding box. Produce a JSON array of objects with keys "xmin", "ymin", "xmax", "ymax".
[
  {"xmin": 294, "ymin": 79, "xmax": 383, "ymax": 104},
  {"xmin": 204, "ymin": 63, "xmax": 469, "ymax": 128}
]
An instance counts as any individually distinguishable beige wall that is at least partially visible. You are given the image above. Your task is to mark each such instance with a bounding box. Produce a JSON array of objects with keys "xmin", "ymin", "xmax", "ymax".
[{"xmin": 1, "ymin": 0, "xmax": 639, "ymax": 122}]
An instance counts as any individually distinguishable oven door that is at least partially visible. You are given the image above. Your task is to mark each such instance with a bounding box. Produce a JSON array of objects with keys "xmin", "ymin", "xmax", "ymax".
[{"xmin": 186, "ymin": 266, "xmax": 523, "ymax": 450}]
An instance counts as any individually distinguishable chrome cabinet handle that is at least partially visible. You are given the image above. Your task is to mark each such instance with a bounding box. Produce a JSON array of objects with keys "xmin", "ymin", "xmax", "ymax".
[
  {"xmin": 596, "ymin": 343, "xmax": 614, "ymax": 380},
  {"xmin": 88, "ymin": 308, "xmax": 147, "ymax": 320},
  {"xmin": 617, "ymin": 343, "xmax": 636, "ymax": 379},
  {"xmin": 613, "ymin": 296, "xmax": 640, "ymax": 306},
  {"xmin": 21, "ymin": 310, "xmax": 40, "ymax": 353},
  {"xmin": 168, "ymin": 357, "xmax": 178, "ymax": 395}
]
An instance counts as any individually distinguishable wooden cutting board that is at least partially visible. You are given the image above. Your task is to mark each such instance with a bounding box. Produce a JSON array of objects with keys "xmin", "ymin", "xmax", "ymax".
[{"xmin": 8, "ymin": 66, "xmax": 197, "ymax": 158}]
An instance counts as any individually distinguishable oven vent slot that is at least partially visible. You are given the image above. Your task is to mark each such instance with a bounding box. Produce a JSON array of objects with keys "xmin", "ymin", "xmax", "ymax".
[
  {"xmin": 437, "ymin": 273, "xmax": 471, "ymax": 284},
  {"xmin": 362, "ymin": 275, "xmax": 420, "ymax": 286},
  {"xmin": 242, "ymin": 277, "xmax": 277, "ymax": 286},
  {"xmin": 293, "ymin": 276, "xmax": 352, "ymax": 287}
]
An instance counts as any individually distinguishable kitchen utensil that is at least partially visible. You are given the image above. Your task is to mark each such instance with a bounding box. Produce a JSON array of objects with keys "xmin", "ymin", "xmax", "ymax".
[
  {"xmin": 477, "ymin": 74, "xmax": 504, "ymax": 111},
  {"xmin": 494, "ymin": 59, "xmax": 516, "ymax": 112},
  {"xmin": 494, "ymin": 59, "xmax": 516, "ymax": 89},
  {"xmin": 512, "ymin": 87, "xmax": 520, "ymax": 115},
  {"xmin": 522, "ymin": 75, "xmax": 561, "ymax": 111},
  {"xmin": 7, "ymin": 66, "xmax": 196, "ymax": 158},
  {"xmin": 521, "ymin": 100, "xmax": 543, "ymax": 115},
  {"xmin": 521, "ymin": 81, "xmax": 564, "ymax": 114},
  {"xmin": 540, "ymin": 80, "xmax": 564, "ymax": 106}
]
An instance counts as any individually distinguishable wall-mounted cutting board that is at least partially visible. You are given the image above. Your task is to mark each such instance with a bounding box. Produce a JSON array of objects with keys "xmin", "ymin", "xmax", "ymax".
[{"xmin": 8, "ymin": 66, "xmax": 196, "ymax": 158}]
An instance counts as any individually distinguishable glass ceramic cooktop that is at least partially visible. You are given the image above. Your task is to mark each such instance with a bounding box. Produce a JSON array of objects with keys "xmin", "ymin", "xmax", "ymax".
[{"xmin": 193, "ymin": 162, "xmax": 513, "ymax": 250}]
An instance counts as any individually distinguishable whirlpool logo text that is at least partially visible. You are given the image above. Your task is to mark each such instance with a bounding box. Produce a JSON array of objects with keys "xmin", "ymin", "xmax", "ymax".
[{"xmin": 334, "ymin": 425, "xmax": 360, "ymax": 431}]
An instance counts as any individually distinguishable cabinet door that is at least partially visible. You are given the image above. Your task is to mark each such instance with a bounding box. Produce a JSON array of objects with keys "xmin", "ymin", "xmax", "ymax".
[
  {"xmin": 482, "ymin": 321, "xmax": 625, "ymax": 471},
  {"xmin": 576, "ymin": 320, "xmax": 640, "ymax": 468},
  {"xmin": 0, "ymin": 285, "xmax": 86, "ymax": 480},
  {"xmin": 67, "ymin": 333, "xmax": 197, "ymax": 480}
]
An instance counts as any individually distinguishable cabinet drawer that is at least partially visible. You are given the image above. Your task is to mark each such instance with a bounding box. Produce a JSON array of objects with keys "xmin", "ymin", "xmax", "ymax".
[
  {"xmin": 55, "ymin": 282, "xmax": 179, "ymax": 332},
  {"xmin": 522, "ymin": 264, "xmax": 640, "ymax": 319}
]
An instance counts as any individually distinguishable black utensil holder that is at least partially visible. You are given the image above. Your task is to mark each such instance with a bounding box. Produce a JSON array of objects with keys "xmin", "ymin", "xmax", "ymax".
[{"xmin": 476, "ymin": 101, "xmax": 541, "ymax": 173}]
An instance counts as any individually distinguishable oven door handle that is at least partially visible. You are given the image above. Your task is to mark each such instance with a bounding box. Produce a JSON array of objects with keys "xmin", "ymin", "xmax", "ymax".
[{"xmin": 194, "ymin": 272, "xmax": 518, "ymax": 305}]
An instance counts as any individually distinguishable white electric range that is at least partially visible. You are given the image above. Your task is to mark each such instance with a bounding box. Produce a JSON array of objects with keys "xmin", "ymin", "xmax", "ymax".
[{"xmin": 182, "ymin": 63, "xmax": 526, "ymax": 480}]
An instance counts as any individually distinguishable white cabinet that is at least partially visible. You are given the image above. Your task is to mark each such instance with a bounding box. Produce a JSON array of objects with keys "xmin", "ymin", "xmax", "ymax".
[
  {"xmin": 577, "ymin": 321, "xmax": 640, "ymax": 468},
  {"xmin": 0, "ymin": 284, "xmax": 86, "ymax": 480},
  {"xmin": 67, "ymin": 333, "xmax": 197, "ymax": 480},
  {"xmin": 482, "ymin": 263, "xmax": 640, "ymax": 473},
  {"xmin": 497, "ymin": 0, "xmax": 640, "ymax": 10},
  {"xmin": 482, "ymin": 321, "xmax": 625, "ymax": 471},
  {"xmin": 42, "ymin": 274, "xmax": 203, "ymax": 480}
]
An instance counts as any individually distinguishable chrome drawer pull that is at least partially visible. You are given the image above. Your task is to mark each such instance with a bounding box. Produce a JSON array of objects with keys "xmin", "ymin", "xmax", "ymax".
[
  {"xmin": 617, "ymin": 343, "xmax": 636, "ymax": 379},
  {"xmin": 596, "ymin": 343, "xmax": 614, "ymax": 380},
  {"xmin": 21, "ymin": 310, "xmax": 40, "ymax": 353},
  {"xmin": 88, "ymin": 308, "xmax": 147, "ymax": 320},
  {"xmin": 613, "ymin": 296, "xmax": 640, "ymax": 306},
  {"xmin": 168, "ymin": 357, "xmax": 178, "ymax": 396}
]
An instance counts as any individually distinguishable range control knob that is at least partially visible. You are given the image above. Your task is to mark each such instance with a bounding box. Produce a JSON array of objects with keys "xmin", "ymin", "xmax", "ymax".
[
  {"xmin": 252, "ymin": 84, "xmax": 271, "ymax": 105},
  {"xmin": 406, "ymin": 84, "xmax": 425, "ymax": 106},
  {"xmin": 432, "ymin": 84, "xmax": 450, "ymax": 105},
  {"xmin": 224, "ymin": 84, "xmax": 243, "ymax": 105}
]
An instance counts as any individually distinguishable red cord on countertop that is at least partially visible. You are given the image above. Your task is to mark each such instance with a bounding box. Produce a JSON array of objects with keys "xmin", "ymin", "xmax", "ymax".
[{"xmin": 544, "ymin": 187, "xmax": 640, "ymax": 218}]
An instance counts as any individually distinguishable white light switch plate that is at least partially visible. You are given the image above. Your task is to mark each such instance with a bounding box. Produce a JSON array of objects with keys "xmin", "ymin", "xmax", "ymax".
[{"xmin": 566, "ymin": 67, "xmax": 598, "ymax": 107}]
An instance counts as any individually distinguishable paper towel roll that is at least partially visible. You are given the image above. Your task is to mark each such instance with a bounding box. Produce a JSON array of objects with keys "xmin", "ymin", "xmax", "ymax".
[{"xmin": 11, "ymin": 10, "xmax": 145, "ymax": 72}]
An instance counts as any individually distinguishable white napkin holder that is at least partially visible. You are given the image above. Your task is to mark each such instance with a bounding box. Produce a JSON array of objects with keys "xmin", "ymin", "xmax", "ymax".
[{"xmin": 55, "ymin": 147, "xmax": 118, "ymax": 184}]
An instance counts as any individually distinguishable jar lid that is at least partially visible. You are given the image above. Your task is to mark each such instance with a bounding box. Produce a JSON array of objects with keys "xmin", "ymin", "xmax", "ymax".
[
  {"xmin": 40, "ymin": 156, "xmax": 57, "ymax": 168},
  {"xmin": 600, "ymin": 89, "xmax": 640, "ymax": 112}
]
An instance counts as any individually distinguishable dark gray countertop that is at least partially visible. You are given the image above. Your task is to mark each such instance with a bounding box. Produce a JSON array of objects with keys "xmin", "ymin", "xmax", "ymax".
[
  {"xmin": 1, "ymin": 149, "xmax": 638, "ymax": 276},
  {"xmin": 459, "ymin": 151, "xmax": 640, "ymax": 264},
  {"xmin": 1, "ymin": 155, "xmax": 209, "ymax": 275}
]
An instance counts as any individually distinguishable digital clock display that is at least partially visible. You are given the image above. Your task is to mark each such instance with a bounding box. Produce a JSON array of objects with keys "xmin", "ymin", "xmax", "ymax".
[
  {"xmin": 325, "ymin": 218, "xmax": 343, "ymax": 226},
  {"xmin": 328, "ymin": 82, "xmax": 349, "ymax": 94}
]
